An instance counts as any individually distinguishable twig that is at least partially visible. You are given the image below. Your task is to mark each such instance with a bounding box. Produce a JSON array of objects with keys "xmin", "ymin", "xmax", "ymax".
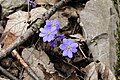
[
  {"xmin": 78, "ymin": 44, "xmax": 87, "ymax": 59},
  {"xmin": 27, "ymin": 0, "xmax": 31, "ymax": 19},
  {"xmin": 0, "ymin": 0, "xmax": 71, "ymax": 60},
  {"xmin": 19, "ymin": 66, "xmax": 24, "ymax": 80},
  {"xmin": 0, "ymin": 65, "xmax": 18, "ymax": 80},
  {"xmin": 12, "ymin": 49, "xmax": 40, "ymax": 80}
]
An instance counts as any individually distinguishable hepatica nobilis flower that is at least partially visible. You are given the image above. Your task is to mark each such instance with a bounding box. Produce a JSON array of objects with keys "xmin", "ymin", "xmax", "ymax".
[
  {"xmin": 39, "ymin": 27, "xmax": 57, "ymax": 42},
  {"xmin": 56, "ymin": 34, "xmax": 65, "ymax": 41},
  {"xmin": 27, "ymin": 0, "xmax": 36, "ymax": 7},
  {"xmin": 39, "ymin": 19, "xmax": 60, "ymax": 42},
  {"xmin": 39, "ymin": 19, "xmax": 78, "ymax": 58},
  {"xmin": 50, "ymin": 34, "xmax": 65, "ymax": 47},
  {"xmin": 45, "ymin": 19, "xmax": 60, "ymax": 30},
  {"xmin": 59, "ymin": 38, "xmax": 78, "ymax": 58}
]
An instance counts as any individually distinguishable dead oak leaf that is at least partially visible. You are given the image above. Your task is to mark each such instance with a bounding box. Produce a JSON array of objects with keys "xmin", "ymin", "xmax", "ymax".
[
  {"xmin": 4, "ymin": 7, "xmax": 47, "ymax": 37},
  {"xmin": 4, "ymin": 10, "xmax": 29, "ymax": 37},
  {"xmin": 1, "ymin": 31, "xmax": 16, "ymax": 49},
  {"xmin": 30, "ymin": 7, "xmax": 47, "ymax": 21},
  {"xmin": 22, "ymin": 48, "xmax": 56, "ymax": 80},
  {"xmin": 84, "ymin": 62, "xmax": 116, "ymax": 80}
]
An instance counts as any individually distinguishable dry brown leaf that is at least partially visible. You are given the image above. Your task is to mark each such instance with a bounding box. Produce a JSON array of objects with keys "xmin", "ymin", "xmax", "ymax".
[
  {"xmin": 30, "ymin": 7, "xmax": 47, "ymax": 21},
  {"xmin": 37, "ymin": 64, "xmax": 64, "ymax": 80},
  {"xmin": 4, "ymin": 10, "xmax": 29, "ymax": 37},
  {"xmin": 96, "ymin": 62, "xmax": 116, "ymax": 80},
  {"xmin": 22, "ymin": 48, "xmax": 56, "ymax": 80},
  {"xmin": 4, "ymin": 7, "xmax": 47, "ymax": 37},
  {"xmin": 1, "ymin": 31, "xmax": 16, "ymax": 49},
  {"xmin": 84, "ymin": 62, "xmax": 116, "ymax": 80},
  {"xmin": 84, "ymin": 62, "xmax": 98, "ymax": 80}
]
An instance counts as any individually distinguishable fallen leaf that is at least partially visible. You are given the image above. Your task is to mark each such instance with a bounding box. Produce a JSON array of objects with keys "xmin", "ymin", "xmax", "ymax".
[
  {"xmin": 84, "ymin": 62, "xmax": 116, "ymax": 80},
  {"xmin": 38, "ymin": 64, "xmax": 64, "ymax": 80},
  {"xmin": 1, "ymin": 31, "xmax": 16, "ymax": 49},
  {"xmin": 97, "ymin": 62, "xmax": 116, "ymax": 80},
  {"xmin": 84, "ymin": 62, "xmax": 98, "ymax": 80},
  {"xmin": 4, "ymin": 10, "xmax": 29, "ymax": 37},
  {"xmin": 30, "ymin": 7, "xmax": 47, "ymax": 21},
  {"xmin": 22, "ymin": 48, "xmax": 56, "ymax": 80},
  {"xmin": 4, "ymin": 7, "xmax": 47, "ymax": 37}
]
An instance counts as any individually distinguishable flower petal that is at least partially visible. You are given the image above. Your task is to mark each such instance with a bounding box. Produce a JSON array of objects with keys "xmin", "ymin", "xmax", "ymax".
[
  {"xmin": 70, "ymin": 43, "xmax": 78, "ymax": 48},
  {"xmin": 51, "ymin": 30, "xmax": 57, "ymax": 35},
  {"xmin": 51, "ymin": 27, "xmax": 57, "ymax": 32},
  {"xmin": 67, "ymin": 49, "xmax": 73, "ymax": 58},
  {"xmin": 63, "ymin": 38, "xmax": 68, "ymax": 44},
  {"xmin": 43, "ymin": 36, "xmax": 48, "ymax": 42},
  {"xmin": 54, "ymin": 19, "xmax": 60, "ymax": 25},
  {"xmin": 62, "ymin": 50, "xmax": 68, "ymax": 56},
  {"xmin": 46, "ymin": 20, "xmax": 51, "ymax": 25},
  {"xmin": 44, "ymin": 25, "xmax": 51, "ymax": 29},
  {"xmin": 71, "ymin": 48, "xmax": 77, "ymax": 53},
  {"xmin": 68, "ymin": 39, "xmax": 74, "ymax": 45},
  {"xmin": 40, "ymin": 28, "xmax": 47, "ymax": 33},
  {"xmin": 59, "ymin": 44, "xmax": 67, "ymax": 50},
  {"xmin": 39, "ymin": 33, "xmax": 46, "ymax": 37},
  {"xmin": 50, "ymin": 40, "xmax": 57, "ymax": 47},
  {"xmin": 47, "ymin": 34, "xmax": 54, "ymax": 42},
  {"xmin": 53, "ymin": 18, "xmax": 58, "ymax": 22}
]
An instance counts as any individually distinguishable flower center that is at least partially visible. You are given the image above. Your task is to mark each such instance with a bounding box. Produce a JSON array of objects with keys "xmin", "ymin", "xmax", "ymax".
[
  {"xmin": 52, "ymin": 23, "xmax": 55, "ymax": 27},
  {"xmin": 47, "ymin": 32, "xmax": 50, "ymax": 35},
  {"xmin": 67, "ymin": 45, "xmax": 71, "ymax": 49}
]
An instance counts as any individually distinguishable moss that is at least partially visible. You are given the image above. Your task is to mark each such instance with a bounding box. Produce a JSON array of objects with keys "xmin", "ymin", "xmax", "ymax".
[
  {"xmin": 112, "ymin": 0, "xmax": 120, "ymax": 79},
  {"xmin": 112, "ymin": 0, "xmax": 119, "ymax": 13},
  {"xmin": 115, "ymin": 22, "xmax": 120, "ymax": 78}
]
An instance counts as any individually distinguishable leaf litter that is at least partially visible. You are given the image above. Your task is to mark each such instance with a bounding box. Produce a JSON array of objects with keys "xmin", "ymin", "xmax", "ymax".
[{"xmin": 0, "ymin": 0, "xmax": 117, "ymax": 80}]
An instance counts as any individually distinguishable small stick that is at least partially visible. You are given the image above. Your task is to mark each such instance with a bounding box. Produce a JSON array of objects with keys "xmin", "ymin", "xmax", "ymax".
[
  {"xmin": 0, "ymin": 65, "xmax": 18, "ymax": 80},
  {"xmin": 78, "ymin": 44, "xmax": 87, "ymax": 59},
  {"xmin": 12, "ymin": 49, "xmax": 41, "ymax": 80},
  {"xmin": 27, "ymin": 0, "xmax": 31, "ymax": 19},
  {"xmin": 19, "ymin": 67, "xmax": 24, "ymax": 80}
]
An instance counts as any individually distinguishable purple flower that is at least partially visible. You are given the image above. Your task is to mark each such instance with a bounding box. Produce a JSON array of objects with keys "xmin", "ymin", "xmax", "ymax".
[
  {"xmin": 59, "ymin": 38, "xmax": 78, "ymax": 58},
  {"xmin": 39, "ymin": 26, "xmax": 57, "ymax": 42},
  {"xmin": 50, "ymin": 34, "xmax": 65, "ymax": 47},
  {"xmin": 45, "ymin": 19, "xmax": 60, "ymax": 30},
  {"xmin": 50, "ymin": 40, "xmax": 57, "ymax": 47},
  {"xmin": 27, "ymin": 0, "xmax": 36, "ymax": 7},
  {"xmin": 56, "ymin": 34, "xmax": 65, "ymax": 41}
]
